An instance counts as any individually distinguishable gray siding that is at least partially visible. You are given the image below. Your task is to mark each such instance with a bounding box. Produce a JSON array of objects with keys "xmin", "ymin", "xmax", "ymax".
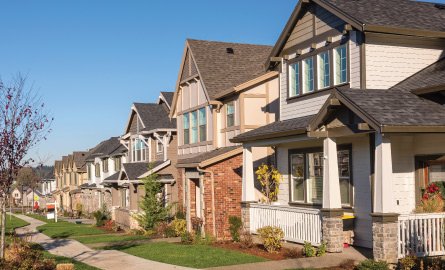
[{"xmin": 349, "ymin": 31, "xmax": 361, "ymax": 88}]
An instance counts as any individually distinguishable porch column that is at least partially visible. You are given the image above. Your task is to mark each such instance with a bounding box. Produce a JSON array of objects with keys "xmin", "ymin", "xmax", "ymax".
[
  {"xmin": 242, "ymin": 146, "xmax": 255, "ymax": 232},
  {"xmin": 372, "ymin": 133, "xmax": 399, "ymax": 264},
  {"xmin": 321, "ymin": 137, "xmax": 343, "ymax": 253}
]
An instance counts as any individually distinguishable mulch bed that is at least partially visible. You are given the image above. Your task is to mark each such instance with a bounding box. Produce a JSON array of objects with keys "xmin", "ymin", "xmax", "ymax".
[{"xmin": 211, "ymin": 241, "xmax": 303, "ymax": 260}]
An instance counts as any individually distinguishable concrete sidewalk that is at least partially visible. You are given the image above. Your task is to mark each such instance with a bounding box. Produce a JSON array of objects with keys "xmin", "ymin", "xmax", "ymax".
[{"xmin": 13, "ymin": 214, "xmax": 195, "ymax": 270}]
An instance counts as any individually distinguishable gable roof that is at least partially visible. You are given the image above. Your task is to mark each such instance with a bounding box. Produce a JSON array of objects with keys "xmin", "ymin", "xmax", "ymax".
[
  {"xmin": 72, "ymin": 151, "xmax": 89, "ymax": 172},
  {"xmin": 121, "ymin": 162, "xmax": 165, "ymax": 180},
  {"xmin": 85, "ymin": 137, "xmax": 122, "ymax": 161},
  {"xmin": 177, "ymin": 146, "xmax": 242, "ymax": 168},
  {"xmin": 187, "ymin": 39, "xmax": 273, "ymax": 100},
  {"xmin": 128, "ymin": 103, "xmax": 176, "ymax": 133},
  {"xmin": 268, "ymin": 0, "xmax": 445, "ymax": 66},
  {"xmin": 391, "ymin": 57, "xmax": 445, "ymax": 94},
  {"xmin": 160, "ymin": 91, "xmax": 174, "ymax": 108}
]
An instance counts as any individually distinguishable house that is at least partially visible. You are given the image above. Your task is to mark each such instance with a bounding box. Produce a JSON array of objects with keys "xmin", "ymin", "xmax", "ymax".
[
  {"xmin": 170, "ymin": 39, "xmax": 279, "ymax": 239},
  {"xmin": 52, "ymin": 151, "xmax": 89, "ymax": 212},
  {"xmin": 82, "ymin": 137, "xmax": 127, "ymax": 214},
  {"xmin": 232, "ymin": 0, "xmax": 445, "ymax": 263},
  {"xmin": 11, "ymin": 187, "xmax": 22, "ymax": 206},
  {"xmin": 105, "ymin": 91, "xmax": 177, "ymax": 230}
]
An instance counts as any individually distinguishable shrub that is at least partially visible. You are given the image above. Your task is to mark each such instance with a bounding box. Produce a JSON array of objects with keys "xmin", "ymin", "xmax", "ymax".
[
  {"xmin": 164, "ymin": 225, "xmax": 176, "ymax": 238},
  {"xmin": 175, "ymin": 206, "xmax": 186, "ymax": 220},
  {"xmin": 75, "ymin": 203, "xmax": 83, "ymax": 218},
  {"xmin": 171, "ymin": 218, "xmax": 187, "ymax": 236},
  {"xmin": 2, "ymin": 238, "xmax": 55, "ymax": 270},
  {"xmin": 302, "ymin": 241, "xmax": 316, "ymax": 257},
  {"xmin": 181, "ymin": 231, "xmax": 194, "ymax": 244},
  {"xmin": 155, "ymin": 221, "xmax": 170, "ymax": 238},
  {"xmin": 129, "ymin": 229, "xmax": 145, "ymax": 235},
  {"xmin": 195, "ymin": 234, "xmax": 215, "ymax": 245},
  {"xmin": 316, "ymin": 241, "xmax": 327, "ymax": 257},
  {"xmin": 356, "ymin": 259, "xmax": 389, "ymax": 270},
  {"xmin": 257, "ymin": 226, "xmax": 284, "ymax": 253},
  {"xmin": 191, "ymin": 217, "xmax": 203, "ymax": 234},
  {"xmin": 228, "ymin": 216, "xmax": 242, "ymax": 242},
  {"xmin": 399, "ymin": 255, "xmax": 416, "ymax": 270},
  {"xmin": 416, "ymin": 183, "xmax": 445, "ymax": 213},
  {"xmin": 239, "ymin": 230, "xmax": 254, "ymax": 249},
  {"xmin": 93, "ymin": 205, "xmax": 110, "ymax": 227}
]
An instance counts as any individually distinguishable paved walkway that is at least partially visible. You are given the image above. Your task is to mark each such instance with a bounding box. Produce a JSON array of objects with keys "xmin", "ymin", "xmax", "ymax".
[{"xmin": 13, "ymin": 214, "xmax": 195, "ymax": 270}]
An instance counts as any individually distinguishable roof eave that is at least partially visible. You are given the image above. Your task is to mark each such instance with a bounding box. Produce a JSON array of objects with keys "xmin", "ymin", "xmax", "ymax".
[{"xmin": 230, "ymin": 129, "xmax": 307, "ymax": 144}]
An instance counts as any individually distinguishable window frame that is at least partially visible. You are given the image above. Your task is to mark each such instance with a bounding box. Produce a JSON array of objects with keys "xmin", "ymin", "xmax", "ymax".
[
  {"xmin": 95, "ymin": 163, "xmax": 100, "ymax": 177},
  {"xmin": 317, "ymin": 51, "xmax": 330, "ymax": 89},
  {"xmin": 156, "ymin": 139, "xmax": 163, "ymax": 154},
  {"xmin": 288, "ymin": 62, "xmax": 301, "ymax": 98},
  {"xmin": 183, "ymin": 113, "xmax": 190, "ymax": 145},
  {"xmin": 288, "ymin": 144, "xmax": 353, "ymax": 207},
  {"xmin": 114, "ymin": 157, "xmax": 121, "ymax": 171},
  {"xmin": 198, "ymin": 107, "xmax": 207, "ymax": 142},
  {"xmin": 102, "ymin": 159, "xmax": 108, "ymax": 173},
  {"xmin": 333, "ymin": 44, "xmax": 348, "ymax": 85},
  {"xmin": 190, "ymin": 110, "xmax": 198, "ymax": 144},
  {"xmin": 302, "ymin": 57, "xmax": 314, "ymax": 94},
  {"xmin": 226, "ymin": 101, "xmax": 235, "ymax": 128}
]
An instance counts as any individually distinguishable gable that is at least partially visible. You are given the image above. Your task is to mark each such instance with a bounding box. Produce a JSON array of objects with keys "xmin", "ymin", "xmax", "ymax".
[
  {"xmin": 180, "ymin": 49, "xmax": 199, "ymax": 82},
  {"xmin": 128, "ymin": 112, "xmax": 141, "ymax": 134},
  {"xmin": 283, "ymin": 4, "xmax": 345, "ymax": 52}
]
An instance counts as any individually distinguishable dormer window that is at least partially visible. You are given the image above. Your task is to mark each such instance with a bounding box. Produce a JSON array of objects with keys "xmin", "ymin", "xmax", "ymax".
[
  {"xmin": 318, "ymin": 51, "xmax": 330, "ymax": 89},
  {"xmin": 334, "ymin": 44, "xmax": 347, "ymax": 84},
  {"xmin": 302, "ymin": 58, "xmax": 314, "ymax": 94}
]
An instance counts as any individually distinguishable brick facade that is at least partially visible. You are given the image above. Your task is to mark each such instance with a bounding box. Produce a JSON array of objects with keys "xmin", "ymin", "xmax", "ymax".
[{"xmin": 178, "ymin": 153, "xmax": 243, "ymax": 240}]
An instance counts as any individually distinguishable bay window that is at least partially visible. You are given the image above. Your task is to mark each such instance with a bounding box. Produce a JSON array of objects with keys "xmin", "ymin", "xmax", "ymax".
[
  {"xmin": 302, "ymin": 57, "xmax": 314, "ymax": 94},
  {"xmin": 190, "ymin": 111, "xmax": 198, "ymax": 144},
  {"xmin": 318, "ymin": 51, "xmax": 330, "ymax": 89},
  {"xmin": 198, "ymin": 107, "xmax": 207, "ymax": 141},
  {"xmin": 183, "ymin": 113, "xmax": 190, "ymax": 145},
  {"xmin": 290, "ymin": 146, "xmax": 352, "ymax": 206},
  {"xmin": 289, "ymin": 62, "xmax": 300, "ymax": 97},
  {"xmin": 334, "ymin": 44, "xmax": 347, "ymax": 84}
]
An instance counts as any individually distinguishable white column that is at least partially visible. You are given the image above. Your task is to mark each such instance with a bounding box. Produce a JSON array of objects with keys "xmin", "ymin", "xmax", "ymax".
[
  {"xmin": 374, "ymin": 133, "xmax": 394, "ymax": 213},
  {"xmin": 322, "ymin": 137, "xmax": 341, "ymax": 209},
  {"xmin": 242, "ymin": 146, "xmax": 255, "ymax": 202}
]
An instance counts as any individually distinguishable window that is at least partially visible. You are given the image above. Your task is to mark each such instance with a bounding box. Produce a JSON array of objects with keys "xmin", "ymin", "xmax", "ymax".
[
  {"xmin": 156, "ymin": 139, "xmax": 163, "ymax": 153},
  {"xmin": 318, "ymin": 51, "xmax": 330, "ymax": 89},
  {"xmin": 227, "ymin": 102, "xmax": 235, "ymax": 127},
  {"xmin": 114, "ymin": 157, "xmax": 121, "ymax": 171},
  {"xmin": 290, "ymin": 147, "xmax": 352, "ymax": 205},
  {"xmin": 190, "ymin": 111, "xmax": 198, "ymax": 144},
  {"xmin": 183, "ymin": 113, "xmax": 190, "ymax": 145},
  {"xmin": 74, "ymin": 173, "xmax": 78, "ymax": 185},
  {"xmin": 102, "ymin": 159, "xmax": 108, "ymax": 173},
  {"xmin": 95, "ymin": 163, "xmax": 100, "ymax": 177},
  {"xmin": 87, "ymin": 164, "xmax": 92, "ymax": 180},
  {"xmin": 289, "ymin": 63, "xmax": 300, "ymax": 97},
  {"xmin": 303, "ymin": 57, "xmax": 314, "ymax": 94},
  {"xmin": 198, "ymin": 107, "xmax": 207, "ymax": 142},
  {"xmin": 132, "ymin": 138, "xmax": 146, "ymax": 162},
  {"xmin": 334, "ymin": 45, "xmax": 347, "ymax": 84}
]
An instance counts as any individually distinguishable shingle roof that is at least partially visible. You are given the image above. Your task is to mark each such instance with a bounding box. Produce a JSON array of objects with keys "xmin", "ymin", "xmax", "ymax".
[
  {"xmin": 231, "ymin": 115, "xmax": 313, "ymax": 143},
  {"xmin": 104, "ymin": 172, "xmax": 120, "ymax": 181},
  {"xmin": 321, "ymin": 0, "xmax": 445, "ymax": 33},
  {"xmin": 133, "ymin": 103, "xmax": 176, "ymax": 131},
  {"xmin": 391, "ymin": 57, "xmax": 445, "ymax": 92},
  {"xmin": 85, "ymin": 137, "xmax": 122, "ymax": 161},
  {"xmin": 338, "ymin": 88, "xmax": 445, "ymax": 127},
  {"xmin": 122, "ymin": 162, "xmax": 151, "ymax": 180},
  {"xmin": 187, "ymin": 39, "xmax": 272, "ymax": 99},
  {"xmin": 160, "ymin": 92, "xmax": 174, "ymax": 107},
  {"xmin": 177, "ymin": 146, "xmax": 241, "ymax": 166},
  {"xmin": 110, "ymin": 144, "xmax": 127, "ymax": 157},
  {"xmin": 73, "ymin": 151, "xmax": 88, "ymax": 170}
]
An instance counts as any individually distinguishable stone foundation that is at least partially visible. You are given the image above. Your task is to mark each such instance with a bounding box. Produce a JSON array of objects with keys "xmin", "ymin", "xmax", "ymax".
[
  {"xmin": 321, "ymin": 209, "xmax": 343, "ymax": 253},
  {"xmin": 372, "ymin": 213, "xmax": 399, "ymax": 264},
  {"xmin": 241, "ymin": 201, "xmax": 254, "ymax": 232}
]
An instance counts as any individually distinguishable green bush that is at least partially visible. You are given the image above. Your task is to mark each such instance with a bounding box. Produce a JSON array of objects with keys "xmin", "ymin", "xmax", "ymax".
[
  {"xmin": 129, "ymin": 229, "xmax": 145, "ymax": 235},
  {"xmin": 181, "ymin": 231, "xmax": 194, "ymax": 244},
  {"xmin": 356, "ymin": 259, "xmax": 389, "ymax": 270},
  {"xmin": 228, "ymin": 216, "xmax": 242, "ymax": 242},
  {"xmin": 171, "ymin": 218, "xmax": 187, "ymax": 236},
  {"xmin": 398, "ymin": 256, "xmax": 416, "ymax": 270},
  {"xmin": 257, "ymin": 226, "xmax": 284, "ymax": 253},
  {"xmin": 93, "ymin": 205, "xmax": 110, "ymax": 227},
  {"xmin": 316, "ymin": 241, "xmax": 327, "ymax": 257},
  {"xmin": 303, "ymin": 241, "xmax": 316, "ymax": 257}
]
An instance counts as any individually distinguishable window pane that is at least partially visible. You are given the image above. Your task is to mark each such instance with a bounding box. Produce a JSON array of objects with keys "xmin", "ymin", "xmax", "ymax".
[
  {"xmin": 227, "ymin": 102, "xmax": 235, "ymax": 127},
  {"xmin": 334, "ymin": 45, "xmax": 347, "ymax": 84},
  {"xmin": 291, "ymin": 154, "xmax": 305, "ymax": 202},
  {"xmin": 318, "ymin": 52, "xmax": 330, "ymax": 89},
  {"xmin": 183, "ymin": 113, "xmax": 190, "ymax": 129},
  {"xmin": 199, "ymin": 108, "xmax": 206, "ymax": 142},
  {"xmin": 307, "ymin": 152, "xmax": 323, "ymax": 204},
  {"xmin": 338, "ymin": 150, "xmax": 351, "ymax": 205},
  {"xmin": 289, "ymin": 63, "xmax": 300, "ymax": 97},
  {"xmin": 191, "ymin": 111, "xmax": 198, "ymax": 144},
  {"xmin": 429, "ymin": 164, "xmax": 445, "ymax": 183},
  {"xmin": 183, "ymin": 113, "xmax": 190, "ymax": 144},
  {"xmin": 303, "ymin": 58, "xmax": 314, "ymax": 94}
]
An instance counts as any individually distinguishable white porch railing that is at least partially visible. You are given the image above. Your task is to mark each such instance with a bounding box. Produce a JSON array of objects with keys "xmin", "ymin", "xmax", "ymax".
[
  {"xmin": 249, "ymin": 204, "xmax": 322, "ymax": 245},
  {"xmin": 398, "ymin": 213, "xmax": 445, "ymax": 258}
]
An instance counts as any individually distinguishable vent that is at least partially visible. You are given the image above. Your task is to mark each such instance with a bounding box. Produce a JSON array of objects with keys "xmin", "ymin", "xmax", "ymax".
[
  {"xmin": 435, "ymin": 3, "xmax": 445, "ymax": 9},
  {"xmin": 226, "ymin": 47, "xmax": 234, "ymax": 54}
]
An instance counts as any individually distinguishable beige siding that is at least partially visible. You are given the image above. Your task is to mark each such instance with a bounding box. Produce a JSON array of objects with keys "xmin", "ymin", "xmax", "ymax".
[
  {"xmin": 349, "ymin": 31, "xmax": 361, "ymax": 88},
  {"xmin": 284, "ymin": 8, "xmax": 314, "ymax": 50},
  {"xmin": 244, "ymin": 98, "xmax": 267, "ymax": 126},
  {"xmin": 182, "ymin": 85, "xmax": 191, "ymax": 111},
  {"xmin": 314, "ymin": 5, "xmax": 344, "ymax": 35},
  {"xmin": 366, "ymin": 44, "xmax": 443, "ymax": 89}
]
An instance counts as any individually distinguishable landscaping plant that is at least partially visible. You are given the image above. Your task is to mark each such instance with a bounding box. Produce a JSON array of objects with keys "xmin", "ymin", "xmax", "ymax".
[
  {"xmin": 135, "ymin": 166, "xmax": 172, "ymax": 230},
  {"xmin": 228, "ymin": 216, "xmax": 242, "ymax": 242},
  {"xmin": 255, "ymin": 164, "xmax": 281, "ymax": 204},
  {"xmin": 356, "ymin": 259, "xmax": 389, "ymax": 270},
  {"xmin": 1, "ymin": 237, "xmax": 55, "ymax": 270},
  {"xmin": 93, "ymin": 204, "xmax": 110, "ymax": 227},
  {"xmin": 239, "ymin": 229, "xmax": 254, "ymax": 249},
  {"xmin": 416, "ymin": 182, "xmax": 445, "ymax": 213},
  {"xmin": 316, "ymin": 241, "xmax": 327, "ymax": 257},
  {"xmin": 181, "ymin": 231, "xmax": 194, "ymax": 244},
  {"xmin": 257, "ymin": 226, "xmax": 284, "ymax": 253},
  {"xmin": 171, "ymin": 218, "xmax": 187, "ymax": 236},
  {"xmin": 398, "ymin": 255, "xmax": 416, "ymax": 270},
  {"xmin": 302, "ymin": 241, "xmax": 316, "ymax": 257}
]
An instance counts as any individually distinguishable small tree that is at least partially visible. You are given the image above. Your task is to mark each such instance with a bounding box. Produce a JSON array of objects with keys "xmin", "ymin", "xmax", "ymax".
[
  {"xmin": 135, "ymin": 165, "xmax": 172, "ymax": 230},
  {"xmin": 255, "ymin": 164, "xmax": 281, "ymax": 204}
]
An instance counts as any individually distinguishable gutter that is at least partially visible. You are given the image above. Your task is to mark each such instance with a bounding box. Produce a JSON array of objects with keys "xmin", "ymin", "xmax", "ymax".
[{"xmin": 197, "ymin": 167, "xmax": 216, "ymax": 238}]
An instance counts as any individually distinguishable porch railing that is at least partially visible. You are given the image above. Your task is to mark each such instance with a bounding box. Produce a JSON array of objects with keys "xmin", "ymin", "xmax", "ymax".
[
  {"xmin": 249, "ymin": 204, "xmax": 322, "ymax": 245},
  {"xmin": 398, "ymin": 213, "xmax": 445, "ymax": 258}
]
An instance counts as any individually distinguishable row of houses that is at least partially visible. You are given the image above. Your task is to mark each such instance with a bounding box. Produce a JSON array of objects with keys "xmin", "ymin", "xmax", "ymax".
[{"xmin": 52, "ymin": 0, "xmax": 445, "ymax": 263}]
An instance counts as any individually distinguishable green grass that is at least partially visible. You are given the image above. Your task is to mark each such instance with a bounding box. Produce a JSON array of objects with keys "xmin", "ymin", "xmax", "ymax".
[
  {"xmin": 6, "ymin": 214, "xmax": 30, "ymax": 234},
  {"xmin": 104, "ymin": 242, "xmax": 267, "ymax": 269},
  {"xmin": 37, "ymin": 220, "xmax": 106, "ymax": 239},
  {"xmin": 73, "ymin": 234, "xmax": 148, "ymax": 244},
  {"xmin": 43, "ymin": 251, "xmax": 101, "ymax": 270},
  {"xmin": 26, "ymin": 213, "xmax": 52, "ymax": 223}
]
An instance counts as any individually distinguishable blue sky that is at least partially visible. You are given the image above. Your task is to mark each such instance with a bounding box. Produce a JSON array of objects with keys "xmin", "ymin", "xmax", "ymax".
[{"xmin": 1, "ymin": 0, "xmax": 444, "ymax": 165}]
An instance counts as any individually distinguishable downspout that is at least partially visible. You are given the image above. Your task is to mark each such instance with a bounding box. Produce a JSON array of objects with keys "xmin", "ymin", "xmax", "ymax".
[{"xmin": 197, "ymin": 167, "xmax": 216, "ymax": 238}]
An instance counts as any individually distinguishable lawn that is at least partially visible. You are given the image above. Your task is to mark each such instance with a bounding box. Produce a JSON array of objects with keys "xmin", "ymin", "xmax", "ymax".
[
  {"xmin": 26, "ymin": 213, "xmax": 52, "ymax": 223},
  {"xmin": 36, "ymin": 219, "xmax": 106, "ymax": 238},
  {"xmin": 6, "ymin": 214, "xmax": 30, "ymax": 234},
  {"xmin": 73, "ymin": 234, "xmax": 148, "ymax": 244},
  {"xmin": 104, "ymin": 242, "xmax": 267, "ymax": 268},
  {"xmin": 38, "ymin": 246, "xmax": 101, "ymax": 270}
]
